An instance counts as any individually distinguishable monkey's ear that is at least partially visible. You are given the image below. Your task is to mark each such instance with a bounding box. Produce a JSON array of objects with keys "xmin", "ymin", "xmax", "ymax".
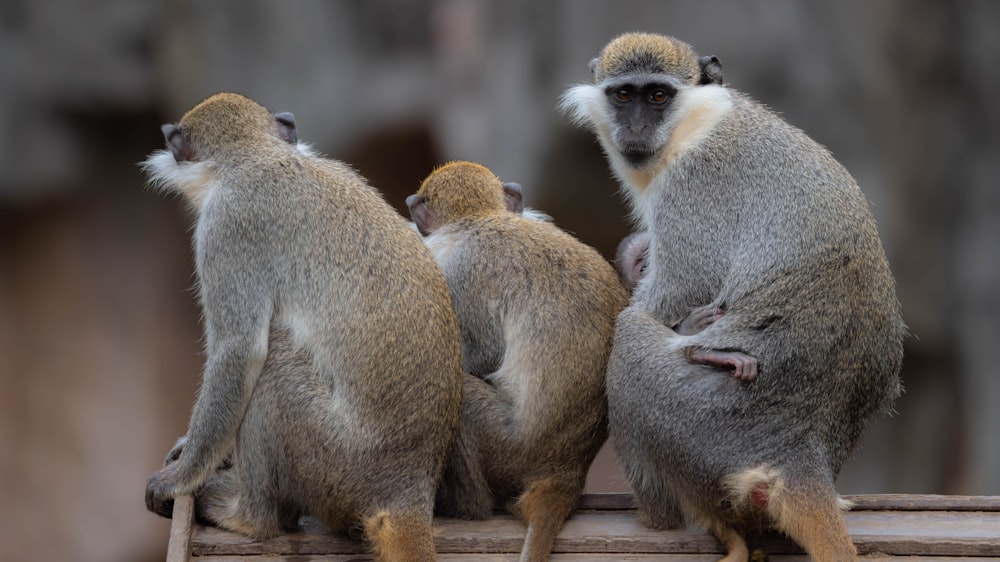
[
  {"xmin": 698, "ymin": 55, "xmax": 723, "ymax": 85},
  {"xmin": 502, "ymin": 182, "xmax": 523, "ymax": 214},
  {"xmin": 588, "ymin": 57, "xmax": 599, "ymax": 77},
  {"xmin": 161, "ymin": 124, "xmax": 194, "ymax": 162},
  {"xmin": 274, "ymin": 112, "xmax": 298, "ymax": 144}
]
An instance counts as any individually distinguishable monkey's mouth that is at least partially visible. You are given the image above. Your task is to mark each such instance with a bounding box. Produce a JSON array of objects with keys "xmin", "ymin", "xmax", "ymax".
[{"xmin": 620, "ymin": 145, "xmax": 656, "ymax": 167}]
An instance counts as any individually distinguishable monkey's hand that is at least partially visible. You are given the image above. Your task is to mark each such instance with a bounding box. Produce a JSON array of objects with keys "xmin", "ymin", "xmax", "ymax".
[
  {"xmin": 143, "ymin": 435, "xmax": 189, "ymax": 518},
  {"xmin": 675, "ymin": 305, "xmax": 723, "ymax": 336},
  {"xmin": 146, "ymin": 463, "xmax": 185, "ymax": 518},
  {"xmin": 163, "ymin": 436, "xmax": 233, "ymax": 470},
  {"xmin": 163, "ymin": 435, "xmax": 188, "ymax": 465},
  {"xmin": 685, "ymin": 347, "xmax": 758, "ymax": 382}
]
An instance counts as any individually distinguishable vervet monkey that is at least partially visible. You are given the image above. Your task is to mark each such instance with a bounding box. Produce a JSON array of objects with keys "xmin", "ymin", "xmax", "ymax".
[
  {"xmin": 142, "ymin": 92, "xmax": 463, "ymax": 562},
  {"xmin": 614, "ymin": 231, "xmax": 649, "ymax": 295},
  {"xmin": 563, "ymin": 33, "xmax": 904, "ymax": 561},
  {"xmin": 407, "ymin": 161, "xmax": 627, "ymax": 562}
]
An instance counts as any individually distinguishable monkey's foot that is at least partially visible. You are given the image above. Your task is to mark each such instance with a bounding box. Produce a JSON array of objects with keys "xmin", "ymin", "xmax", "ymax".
[{"xmin": 686, "ymin": 348, "xmax": 757, "ymax": 382}]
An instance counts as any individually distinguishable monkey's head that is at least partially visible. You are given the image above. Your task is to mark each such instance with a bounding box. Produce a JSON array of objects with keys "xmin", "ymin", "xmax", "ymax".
[
  {"xmin": 164, "ymin": 92, "xmax": 298, "ymax": 163},
  {"xmin": 407, "ymin": 161, "xmax": 523, "ymax": 236},
  {"xmin": 561, "ymin": 33, "xmax": 724, "ymax": 172},
  {"xmin": 614, "ymin": 231, "xmax": 650, "ymax": 295},
  {"xmin": 143, "ymin": 92, "xmax": 300, "ymax": 209}
]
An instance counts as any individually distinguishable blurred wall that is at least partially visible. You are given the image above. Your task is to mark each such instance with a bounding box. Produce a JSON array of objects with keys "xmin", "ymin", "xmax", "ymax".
[{"xmin": 1, "ymin": 1, "xmax": 998, "ymax": 561}]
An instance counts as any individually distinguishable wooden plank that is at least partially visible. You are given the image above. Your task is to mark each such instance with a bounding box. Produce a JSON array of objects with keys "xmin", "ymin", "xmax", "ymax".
[
  {"xmin": 189, "ymin": 507, "xmax": 1000, "ymax": 558},
  {"xmin": 167, "ymin": 494, "xmax": 195, "ymax": 562},
  {"xmin": 196, "ymin": 554, "xmax": 991, "ymax": 562},
  {"xmin": 578, "ymin": 493, "xmax": 1000, "ymax": 512},
  {"xmin": 846, "ymin": 494, "xmax": 1000, "ymax": 512}
]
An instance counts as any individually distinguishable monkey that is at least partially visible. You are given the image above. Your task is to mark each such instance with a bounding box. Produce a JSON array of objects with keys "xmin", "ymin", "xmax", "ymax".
[
  {"xmin": 614, "ymin": 231, "xmax": 649, "ymax": 295},
  {"xmin": 406, "ymin": 161, "xmax": 628, "ymax": 562},
  {"xmin": 615, "ymin": 231, "xmax": 747, "ymax": 379},
  {"xmin": 562, "ymin": 33, "xmax": 905, "ymax": 561},
  {"xmin": 141, "ymin": 92, "xmax": 464, "ymax": 562}
]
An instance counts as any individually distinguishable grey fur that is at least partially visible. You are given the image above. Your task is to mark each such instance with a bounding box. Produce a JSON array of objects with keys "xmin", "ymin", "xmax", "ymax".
[
  {"xmin": 143, "ymin": 93, "xmax": 462, "ymax": 560},
  {"xmin": 565, "ymin": 34, "xmax": 904, "ymax": 560}
]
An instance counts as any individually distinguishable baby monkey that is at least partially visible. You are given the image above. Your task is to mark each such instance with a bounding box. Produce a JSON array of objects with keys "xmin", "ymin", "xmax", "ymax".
[
  {"xmin": 616, "ymin": 232, "xmax": 756, "ymax": 381},
  {"xmin": 407, "ymin": 161, "xmax": 627, "ymax": 562}
]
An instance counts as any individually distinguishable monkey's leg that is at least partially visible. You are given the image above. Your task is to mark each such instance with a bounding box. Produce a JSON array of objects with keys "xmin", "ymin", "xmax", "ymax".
[
  {"xmin": 623, "ymin": 453, "xmax": 685, "ymax": 530},
  {"xmin": 435, "ymin": 375, "xmax": 498, "ymax": 520},
  {"xmin": 686, "ymin": 348, "xmax": 758, "ymax": 382},
  {"xmin": 708, "ymin": 520, "xmax": 750, "ymax": 562},
  {"xmin": 767, "ymin": 479, "xmax": 857, "ymax": 562},
  {"xmin": 607, "ymin": 306, "xmax": 687, "ymax": 530},
  {"xmin": 364, "ymin": 509, "xmax": 437, "ymax": 562},
  {"xmin": 195, "ymin": 467, "xmax": 288, "ymax": 539},
  {"xmin": 515, "ymin": 477, "xmax": 578, "ymax": 562}
]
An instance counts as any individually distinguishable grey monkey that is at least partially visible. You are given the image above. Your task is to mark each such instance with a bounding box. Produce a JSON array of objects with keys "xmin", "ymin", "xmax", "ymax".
[
  {"xmin": 142, "ymin": 93, "xmax": 463, "ymax": 562},
  {"xmin": 563, "ymin": 33, "xmax": 904, "ymax": 561}
]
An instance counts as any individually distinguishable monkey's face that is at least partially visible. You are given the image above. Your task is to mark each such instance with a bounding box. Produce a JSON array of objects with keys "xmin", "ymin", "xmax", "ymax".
[
  {"xmin": 604, "ymin": 78, "xmax": 678, "ymax": 167},
  {"xmin": 615, "ymin": 231, "xmax": 650, "ymax": 294},
  {"xmin": 561, "ymin": 33, "xmax": 725, "ymax": 173}
]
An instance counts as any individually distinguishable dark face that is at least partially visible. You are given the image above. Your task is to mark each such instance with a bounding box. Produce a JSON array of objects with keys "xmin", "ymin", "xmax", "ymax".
[{"xmin": 606, "ymin": 81, "xmax": 676, "ymax": 167}]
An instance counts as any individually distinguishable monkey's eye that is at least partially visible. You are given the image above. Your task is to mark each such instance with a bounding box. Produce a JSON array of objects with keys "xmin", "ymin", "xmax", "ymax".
[
  {"xmin": 614, "ymin": 89, "xmax": 633, "ymax": 103},
  {"xmin": 649, "ymin": 89, "xmax": 669, "ymax": 104}
]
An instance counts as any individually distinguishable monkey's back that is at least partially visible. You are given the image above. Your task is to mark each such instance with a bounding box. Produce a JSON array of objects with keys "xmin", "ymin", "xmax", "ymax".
[
  {"xmin": 204, "ymin": 153, "xmax": 463, "ymax": 524},
  {"xmin": 431, "ymin": 214, "xmax": 625, "ymax": 486}
]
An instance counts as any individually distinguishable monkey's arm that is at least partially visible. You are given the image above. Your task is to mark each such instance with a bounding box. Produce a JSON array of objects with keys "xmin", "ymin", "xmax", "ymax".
[
  {"xmin": 146, "ymin": 254, "xmax": 273, "ymax": 509},
  {"xmin": 616, "ymin": 305, "xmax": 757, "ymax": 382}
]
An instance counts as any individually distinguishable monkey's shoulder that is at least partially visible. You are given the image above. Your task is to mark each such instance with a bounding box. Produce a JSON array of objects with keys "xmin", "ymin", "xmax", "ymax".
[{"xmin": 434, "ymin": 215, "xmax": 621, "ymax": 300}]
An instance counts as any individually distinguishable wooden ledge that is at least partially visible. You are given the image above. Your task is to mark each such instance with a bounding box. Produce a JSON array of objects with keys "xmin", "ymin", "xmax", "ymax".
[{"xmin": 166, "ymin": 493, "xmax": 1000, "ymax": 561}]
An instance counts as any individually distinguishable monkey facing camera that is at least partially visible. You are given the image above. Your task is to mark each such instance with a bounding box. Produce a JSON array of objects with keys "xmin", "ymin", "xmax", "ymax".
[
  {"xmin": 564, "ymin": 33, "xmax": 905, "ymax": 561},
  {"xmin": 407, "ymin": 161, "xmax": 628, "ymax": 562},
  {"xmin": 141, "ymin": 93, "xmax": 463, "ymax": 562}
]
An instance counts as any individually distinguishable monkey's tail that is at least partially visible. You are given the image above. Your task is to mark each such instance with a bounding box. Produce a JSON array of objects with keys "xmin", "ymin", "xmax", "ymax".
[
  {"xmin": 363, "ymin": 509, "xmax": 438, "ymax": 562},
  {"xmin": 724, "ymin": 464, "xmax": 856, "ymax": 560}
]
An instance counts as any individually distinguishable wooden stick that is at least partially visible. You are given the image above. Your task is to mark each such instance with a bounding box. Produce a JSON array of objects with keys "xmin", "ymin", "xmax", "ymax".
[{"xmin": 166, "ymin": 494, "xmax": 195, "ymax": 562}]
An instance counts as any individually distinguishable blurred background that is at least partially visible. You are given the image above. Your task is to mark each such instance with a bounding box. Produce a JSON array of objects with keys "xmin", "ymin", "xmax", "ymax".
[{"xmin": 1, "ymin": 1, "xmax": 998, "ymax": 560}]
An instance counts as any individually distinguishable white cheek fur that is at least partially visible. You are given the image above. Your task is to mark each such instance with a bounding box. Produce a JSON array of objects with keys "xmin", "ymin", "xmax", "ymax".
[{"xmin": 140, "ymin": 150, "xmax": 218, "ymax": 212}]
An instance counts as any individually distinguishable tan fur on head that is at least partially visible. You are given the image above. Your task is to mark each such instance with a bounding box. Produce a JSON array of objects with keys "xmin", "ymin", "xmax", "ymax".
[
  {"xmin": 179, "ymin": 92, "xmax": 287, "ymax": 160},
  {"xmin": 417, "ymin": 161, "xmax": 507, "ymax": 224},
  {"xmin": 592, "ymin": 32, "xmax": 700, "ymax": 84}
]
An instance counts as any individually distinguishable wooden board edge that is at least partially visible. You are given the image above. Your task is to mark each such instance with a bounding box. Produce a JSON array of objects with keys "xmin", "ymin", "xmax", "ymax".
[
  {"xmin": 579, "ymin": 493, "xmax": 1000, "ymax": 512},
  {"xmin": 166, "ymin": 494, "xmax": 195, "ymax": 562},
  {"xmin": 844, "ymin": 494, "xmax": 1000, "ymax": 512}
]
